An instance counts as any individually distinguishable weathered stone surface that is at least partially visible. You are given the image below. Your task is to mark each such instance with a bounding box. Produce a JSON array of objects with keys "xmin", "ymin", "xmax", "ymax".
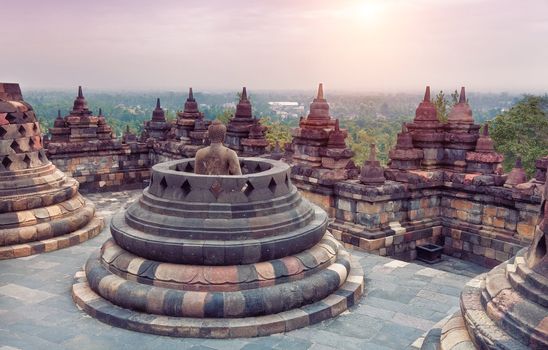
[
  {"xmin": 288, "ymin": 84, "xmax": 358, "ymax": 214},
  {"xmin": 0, "ymin": 83, "xmax": 104, "ymax": 259},
  {"xmin": 73, "ymin": 157, "xmax": 364, "ymax": 337},
  {"xmin": 225, "ymin": 87, "xmax": 268, "ymax": 155},
  {"xmin": 423, "ymin": 176, "xmax": 548, "ymax": 349},
  {"xmin": 46, "ymin": 86, "xmax": 151, "ymax": 192}
]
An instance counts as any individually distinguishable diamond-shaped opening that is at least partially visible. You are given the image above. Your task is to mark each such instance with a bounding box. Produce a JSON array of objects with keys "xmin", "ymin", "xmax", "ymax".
[
  {"xmin": 181, "ymin": 179, "xmax": 191, "ymax": 197},
  {"xmin": 38, "ymin": 150, "xmax": 46, "ymax": 163},
  {"xmin": 210, "ymin": 180, "xmax": 223, "ymax": 199},
  {"xmin": 241, "ymin": 180, "xmax": 254, "ymax": 197},
  {"xmin": 6, "ymin": 114, "xmax": 16, "ymax": 123},
  {"xmin": 33, "ymin": 123, "xmax": 38, "ymax": 132},
  {"xmin": 159, "ymin": 177, "xmax": 168, "ymax": 192},
  {"xmin": 184, "ymin": 162, "xmax": 194, "ymax": 172},
  {"xmin": 10, "ymin": 140, "xmax": 22, "ymax": 153},
  {"xmin": 2, "ymin": 156, "xmax": 12, "ymax": 170},
  {"xmin": 18, "ymin": 125, "xmax": 26, "ymax": 136},
  {"xmin": 285, "ymin": 174, "xmax": 289, "ymax": 187},
  {"xmin": 23, "ymin": 154, "xmax": 31, "ymax": 168},
  {"xmin": 0, "ymin": 126, "xmax": 6, "ymax": 138},
  {"xmin": 254, "ymin": 163, "xmax": 262, "ymax": 173},
  {"xmin": 29, "ymin": 137, "xmax": 35, "ymax": 150},
  {"xmin": 268, "ymin": 177, "xmax": 277, "ymax": 194}
]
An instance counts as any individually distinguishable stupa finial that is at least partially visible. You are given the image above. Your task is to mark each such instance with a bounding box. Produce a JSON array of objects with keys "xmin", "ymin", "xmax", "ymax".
[
  {"xmin": 241, "ymin": 87, "xmax": 248, "ymax": 101},
  {"xmin": 156, "ymin": 98, "xmax": 161, "ymax": 109},
  {"xmin": 424, "ymin": 86, "xmax": 431, "ymax": 102},
  {"xmin": 189, "ymin": 87, "xmax": 194, "ymax": 100},
  {"xmin": 369, "ymin": 143, "xmax": 377, "ymax": 161},
  {"xmin": 317, "ymin": 83, "xmax": 324, "ymax": 100},
  {"xmin": 78, "ymin": 86, "xmax": 84, "ymax": 98},
  {"xmin": 483, "ymin": 123, "xmax": 489, "ymax": 136},
  {"xmin": 459, "ymin": 86, "xmax": 466, "ymax": 103}
]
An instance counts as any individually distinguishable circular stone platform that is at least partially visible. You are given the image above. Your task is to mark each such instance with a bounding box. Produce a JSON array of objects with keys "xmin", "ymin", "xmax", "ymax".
[{"xmin": 72, "ymin": 158, "xmax": 364, "ymax": 337}]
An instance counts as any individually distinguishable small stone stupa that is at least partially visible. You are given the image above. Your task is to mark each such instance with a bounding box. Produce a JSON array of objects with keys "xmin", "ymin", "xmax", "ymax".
[
  {"xmin": 142, "ymin": 98, "xmax": 171, "ymax": 141},
  {"xmin": 174, "ymin": 87, "xmax": 210, "ymax": 144},
  {"xmin": 225, "ymin": 87, "xmax": 256, "ymax": 153},
  {"xmin": 0, "ymin": 83, "xmax": 104, "ymax": 259},
  {"xmin": 241, "ymin": 117, "xmax": 269, "ymax": 156},
  {"xmin": 388, "ymin": 124, "xmax": 424, "ymax": 171},
  {"xmin": 505, "ymin": 157, "xmax": 528, "ymax": 187},
  {"xmin": 406, "ymin": 86, "xmax": 445, "ymax": 169},
  {"xmin": 444, "ymin": 87, "xmax": 481, "ymax": 171},
  {"xmin": 465, "ymin": 123, "xmax": 504, "ymax": 174},
  {"xmin": 360, "ymin": 144, "xmax": 386, "ymax": 185}
]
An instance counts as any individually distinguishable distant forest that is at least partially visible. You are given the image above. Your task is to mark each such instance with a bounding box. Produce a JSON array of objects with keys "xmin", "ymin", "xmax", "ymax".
[{"xmin": 26, "ymin": 89, "xmax": 547, "ymax": 175}]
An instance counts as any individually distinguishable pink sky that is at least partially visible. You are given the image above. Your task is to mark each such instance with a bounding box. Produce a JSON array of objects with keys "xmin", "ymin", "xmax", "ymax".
[{"xmin": 2, "ymin": 0, "xmax": 547, "ymax": 92}]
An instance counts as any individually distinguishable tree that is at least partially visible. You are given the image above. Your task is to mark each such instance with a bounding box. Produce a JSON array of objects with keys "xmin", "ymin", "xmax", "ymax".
[
  {"xmin": 433, "ymin": 90, "xmax": 449, "ymax": 122},
  {"xmin": 214, "ymin": 108, "xmax": 234, "ymax": 124},
  {"xmin": 432, "ymin": 89, "xmax": 461, "ymax": 123},
  {"xmin": 261, "ymin": 117, "xmax": 292, "ymax": 149},
  {"xmin": 490, "ymin": 95, "xmax": 548, "ymax": 177}
]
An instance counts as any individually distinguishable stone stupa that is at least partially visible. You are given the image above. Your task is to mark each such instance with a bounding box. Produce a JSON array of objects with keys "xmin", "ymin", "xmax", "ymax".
[
  {"xmin": 0, "ymin": 83, "xmax": 104, "ymax": 259},
  {"xmin": 73, "ymin": 120, "xmax": 364, "ymax": 338}
]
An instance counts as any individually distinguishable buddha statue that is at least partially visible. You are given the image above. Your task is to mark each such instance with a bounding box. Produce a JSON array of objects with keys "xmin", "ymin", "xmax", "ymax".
[{"xmin": 195, "ymin": 120, "xmax": 242, "ymax": 175}]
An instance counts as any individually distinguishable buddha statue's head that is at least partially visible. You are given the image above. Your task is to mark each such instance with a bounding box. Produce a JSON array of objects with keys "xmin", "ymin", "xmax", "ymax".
[{"xmin": 208, "ymin": 120, "xmax": 226, "ymax": 144}]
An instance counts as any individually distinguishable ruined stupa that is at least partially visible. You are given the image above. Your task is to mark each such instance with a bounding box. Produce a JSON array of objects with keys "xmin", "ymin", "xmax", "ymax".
[
  {"xmin": 0, "ymin": 83, "xmax": 104, "ymax": 259},
  {"xmin": 72, "ymin": 121, "xmax": 364, "ymax": 337}
]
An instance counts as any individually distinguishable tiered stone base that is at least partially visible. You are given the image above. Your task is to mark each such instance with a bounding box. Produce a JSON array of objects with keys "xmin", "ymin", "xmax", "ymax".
[
  {"xmin": 0, "ymin": 216, "xmax": 103, "ymax": 259},
  {"xmin": 422, "ymin": 249, "xmax": 547, "ymax": 349},
  {"xmin": 71, "ymin": 233, "xmax": 364, "ymax": 338}
]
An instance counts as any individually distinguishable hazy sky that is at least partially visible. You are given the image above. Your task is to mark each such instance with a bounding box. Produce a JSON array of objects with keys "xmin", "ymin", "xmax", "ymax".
[{"xmin": 2, "ymin": 0, "xmax": 547, "ymax": 93}]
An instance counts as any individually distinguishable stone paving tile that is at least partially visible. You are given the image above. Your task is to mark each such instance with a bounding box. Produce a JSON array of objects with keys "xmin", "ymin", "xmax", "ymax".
[
  {"xmin": 0, "ymin": 189, "xmax": 489, "ymax": 350},
  {"xmin": 0, "ymin": 283, "xmax": 56, "ymax": 304}
]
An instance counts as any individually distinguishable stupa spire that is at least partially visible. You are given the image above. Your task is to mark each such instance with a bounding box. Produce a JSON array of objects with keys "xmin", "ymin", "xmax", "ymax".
[
  {"xmin": 369, "ymin": 143, "xmax": 377, "ymax": 161},
  {"xmin": 156, "ymin": 98, "xmax": 161, "ymax": 109},
  {"xmin": 241, "ymin": 87, "xmax": 248, "ymax": 101},
  {"xmin": 483, "ymin": 123, "xmax": 489, "ymax": 136},
  {"xmin": 317, "ymin": 83, "xmax": 324, "ymax": 100},
  {"xmin": 459, "ymin": 86, "xmax": 466, "ymax": 103},
  {"xmin": 188, "ymin": 87, "xmax": 194, "ymax": 100},
  {"xmin": 78, "ymin": 86, "xmax": 83, "ymax": 98},
  {"xmin": 424, "ymin": 86, "xmax": 431, "ymax": 102}
]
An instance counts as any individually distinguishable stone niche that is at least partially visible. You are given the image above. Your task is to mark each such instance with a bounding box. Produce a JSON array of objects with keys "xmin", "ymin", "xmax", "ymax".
[
  {"xmin": 72, "ymin": 158, "xmax": 364, "ymax": 338},
  {"xmin": 0, "ymin": 83, "xmax": 104, "ymax": 259}
]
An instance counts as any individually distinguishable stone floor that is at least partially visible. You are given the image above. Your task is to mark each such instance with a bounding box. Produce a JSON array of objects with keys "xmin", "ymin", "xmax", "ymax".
[{"xmin": 0, "ymin": 189, "xmax": 488, "ymax": 350}]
